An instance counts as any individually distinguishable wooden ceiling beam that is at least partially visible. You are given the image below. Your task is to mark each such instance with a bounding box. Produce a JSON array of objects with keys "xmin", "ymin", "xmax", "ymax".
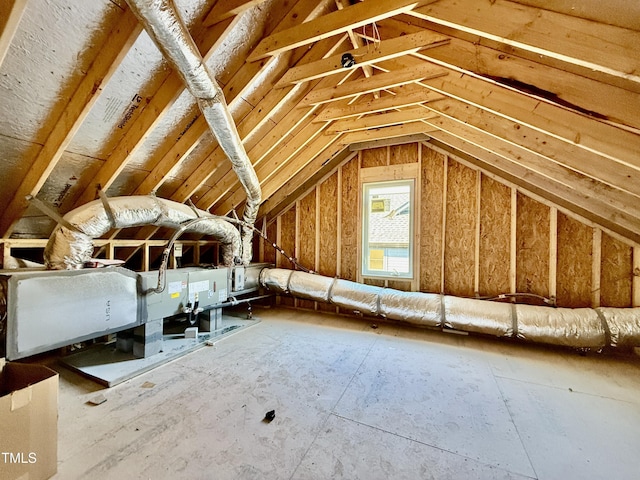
[
  {"xmin": 426, "ymin": 134, "xmax": 640, "ymax": 244},
  {"xmin": 261, "ymin": 148, "xmax": 357, "ymax": 221},
  {"xmin": 409, "ymin": 65, "xmax": 640, "ymax": 172},
  {"xmin": 0, "ymin": 7, "xmax": 142, "ymax": 238},
  {"xmin": 326, "ymin": 106, "xmax": 437, "ymax": 134},
  {"xmin": 0, "ymin": 0, "xmax": 28, "ymax": 69},
  {"xmin": 506, "ymin": 0, "xmax": 640, "ymax": 32},
  {"xmin": 338, "ymin": 121, "xmax": 438, "ymax": 145},
  {"xmin": 202, "ymin": 87, "xmax": 359, "ymax": 213},
  {"xmin": 72, "ymin": 16, "xmax": 239, "ymax": 208},
  {"xmin": 378, "ymin": 16, "xmax": 640, "ymax": 132},
  {"xmin": 334, "ymin": 0, "xmax": 378, "ymax": 98},
  {"xmin": 167, "ymin": 36, "xmax": 350, "ymax": 206},
  {"xmin": 198, "ymin": 103, "xmax": 333, "ymax": 211},
  {"xmin": 211, "ymin": 132, "xmax": 345, "ymax": 214},
  {"xmin": 424, "ymin": 117, "xmax": 640, "ymax": 221},
  {"xmin": 186, "ymin": 43, "xmax": 362, "ymax": 211},
  {"xmin": 315, "ymin": 84, "xmax": 443, "ymax": 121},
  {"xmin": 247, "ymin": 0, "xmax": 421, "ymax": 61},
  {"xmin": 259, "ymin": 131, "xmax": 344, "ymax": 201},
  {"xmin": 424, "ymin": 98, "xmax": 640, "ymax": 199},
  {"xmin": 276, "ymin": 29, "xmax": 449, "ymax": 87},
  {"xmin": 203, "ymin": 0, "xmax": 271, "ymax": 26},
  {"xmin": 302, "ymin": 63, "xmax": 446, "ymax": 105},
  {"xmin": 84, "ymin": 0, "xmax": 327, "ymax": 216},
  {"xmin": 406, "ymin": 0, "xmax": 640, "ymax": 87},
  {"xmin": 136, "ymin": 34, "xmax": 349, "ymax": 199}
]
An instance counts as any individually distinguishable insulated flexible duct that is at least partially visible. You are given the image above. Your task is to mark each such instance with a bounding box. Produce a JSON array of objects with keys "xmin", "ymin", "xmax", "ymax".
[
  {"xmin": 125, "ymin": 0, "xmax": 261, "ymax": 264},
  {"xmin": 260, "ymin": 268, "xmax": 640, "ymax": 348},
  {"xmin": 44, "ymin": 196, "xmax": 240, "ymax": 269}
]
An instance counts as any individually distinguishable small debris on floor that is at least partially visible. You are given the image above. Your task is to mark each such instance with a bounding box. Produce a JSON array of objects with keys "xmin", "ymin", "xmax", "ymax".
[
  {"xmin": 87, "ymin": 394, "xmax": 107, "ymax": 406},
  {"xmin": 141, "ymin": 381, "xmax": 155, "ymax": 389},
  {"xmin": 263, "ymin": 410, "xmax": 276, "ymax": 423},
  {"xmin": 568, "ymin": 387, "xmax": 573, "ymax": 392},
  {"xmin": 371, "ymin": 324, "xmax": 378, "ymax": 329}
]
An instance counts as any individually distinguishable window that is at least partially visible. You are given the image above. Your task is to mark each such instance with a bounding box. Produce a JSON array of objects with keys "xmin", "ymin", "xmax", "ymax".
[{"xmin": 362, "ymin": 179, "xmax": 414, "ymax": 278}]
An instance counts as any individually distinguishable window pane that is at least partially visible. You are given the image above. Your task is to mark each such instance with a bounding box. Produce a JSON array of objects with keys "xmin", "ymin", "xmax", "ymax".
[{"xmin": 363, "ymin": 180, "xmax": 413, "ymax": 278}]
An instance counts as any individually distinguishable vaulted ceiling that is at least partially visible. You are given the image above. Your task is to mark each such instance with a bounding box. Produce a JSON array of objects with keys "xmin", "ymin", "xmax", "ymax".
[{"xmin": 1, "ymin": 0, "xmax": 639, "ymax": 245}]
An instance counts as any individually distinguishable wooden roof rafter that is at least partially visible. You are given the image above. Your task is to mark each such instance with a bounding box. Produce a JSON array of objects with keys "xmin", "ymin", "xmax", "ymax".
[
  {"xmin": 203, "ymin": 0, "xmax": 272, "ymax": 27},
  {"xmin": 247, "ymin": 0, "xmax": 422, "ymax": 61},
  {"xmin": 426, "ymin": 132, "xmax": 640, "ymax": 245},
  {"xmin": 378, "ymin": 15, "xmax": 640, "ymax": 132},
  {"xmin": 405, "ymin": 0, "xmax": 640, "ymax": 91},
  {"xmin": 71, "ymin": 14, "xmax": 240, "ymax": 209},
  {"xmin": 0, "ymin": 6, "xmax": 142, "ymax": 238},
  {"xmin": 165, "ymin": 35, "xmax": 354, "ymax": 209},
  {"xmin": 0, "ymin": 0, "xmax": 28, "ymax": 69}
]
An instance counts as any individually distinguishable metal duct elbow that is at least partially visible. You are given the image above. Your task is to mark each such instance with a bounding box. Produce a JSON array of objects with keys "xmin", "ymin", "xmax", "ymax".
[
  {"xmin": 125, "ymin": 0, "xmax": 261, "ymax": 264},
  {"xmin": 44, "ymin": 196, "xmax": 240, "ymax": 269}
]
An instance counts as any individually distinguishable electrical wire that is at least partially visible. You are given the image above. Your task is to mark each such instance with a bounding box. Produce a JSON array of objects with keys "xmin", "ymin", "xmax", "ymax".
[{"xmin": 146, "ymin": 213, "xmax": 314, "ymax": 295}]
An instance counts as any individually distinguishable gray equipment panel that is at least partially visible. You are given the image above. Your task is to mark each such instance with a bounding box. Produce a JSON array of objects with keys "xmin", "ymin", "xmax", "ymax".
[
  {"xmin": 139, "ymin": 267, "xmax": 230, "ymax": 321},
  {"xmin": 3, "ymin": 268, "xmax": 141, "ymax": 359}
]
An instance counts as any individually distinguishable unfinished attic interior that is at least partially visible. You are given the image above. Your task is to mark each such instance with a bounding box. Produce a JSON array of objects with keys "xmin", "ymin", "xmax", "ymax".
[{"xmin": 1, "ymin": 0, "xmax": 640, "ymax": 478}]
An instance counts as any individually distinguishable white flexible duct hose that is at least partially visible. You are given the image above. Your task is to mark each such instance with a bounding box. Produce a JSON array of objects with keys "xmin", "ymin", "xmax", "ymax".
[
  {"xmin": 125, "ymin": 0, "xmax": 261, "ymax": 264},
  {"xmin": 44, "ymin": 196, "xmax": 240, "ymax": 269},
  {"xmin": 260, "ymin": 268, "xmax": 640, "ymax": 349}
]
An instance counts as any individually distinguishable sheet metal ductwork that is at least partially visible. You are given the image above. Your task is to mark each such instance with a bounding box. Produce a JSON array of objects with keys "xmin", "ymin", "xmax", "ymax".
[
  {"xmin": 260, "ymin": 268, "xmax": 640, "ymax": 349},
  {"xmin": 44, "ymin": 196, "xmax": 240, "ymax": 269},
  {"xmin": 125, "ymin": 0, "xmax": 261, "ymax": 264}
]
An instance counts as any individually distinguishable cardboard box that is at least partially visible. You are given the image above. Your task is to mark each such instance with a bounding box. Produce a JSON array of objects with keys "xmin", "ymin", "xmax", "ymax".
[{"xmin": 0, "ymin": 358, "xmax": 58, "ymax": 480}]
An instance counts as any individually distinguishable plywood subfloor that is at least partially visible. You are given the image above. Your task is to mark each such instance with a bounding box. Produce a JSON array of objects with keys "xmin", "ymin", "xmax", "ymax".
[{"xmin": 50, "ymin": 308, "xmax": 640, "ymax": 480}]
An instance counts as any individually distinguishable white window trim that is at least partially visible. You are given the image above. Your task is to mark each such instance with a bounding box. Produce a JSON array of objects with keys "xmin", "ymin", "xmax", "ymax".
[{"xmin": 361, "ymin": 178, "xmax": 415, "ymax": 280}]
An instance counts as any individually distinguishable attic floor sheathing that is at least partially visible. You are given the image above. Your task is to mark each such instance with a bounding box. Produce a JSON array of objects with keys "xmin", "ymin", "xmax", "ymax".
[{"xmin": 50, "ymin": 307, "xmax": 640, "ymax": 479}]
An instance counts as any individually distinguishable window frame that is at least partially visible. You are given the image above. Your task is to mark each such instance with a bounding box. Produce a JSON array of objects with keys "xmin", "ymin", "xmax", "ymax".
[{"xmin": 361, "ymin": 178, "xmax": 415, "ymax": 280}]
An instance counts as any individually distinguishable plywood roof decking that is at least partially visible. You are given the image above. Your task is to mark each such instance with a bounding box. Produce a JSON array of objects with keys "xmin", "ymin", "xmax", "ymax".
[{"xmin": 0, "ymin": 0, "xmax": 638, "ymax": 245}]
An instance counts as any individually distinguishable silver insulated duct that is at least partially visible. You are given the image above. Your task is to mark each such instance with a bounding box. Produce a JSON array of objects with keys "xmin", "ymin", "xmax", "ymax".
[
  {"xmin": 44, "ymin": 196, "xmax": 241, "ymax": 269},
  {"xmin": 125, "ymin": 0, "xmax": 261, "ymax": 264},
  {"xmin": 260, "ymin": 268, "xmax": 640, "ymax": 349}
]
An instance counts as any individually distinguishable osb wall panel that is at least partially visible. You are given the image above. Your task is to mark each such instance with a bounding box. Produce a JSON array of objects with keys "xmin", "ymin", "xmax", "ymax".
[
  {"xmin": 340, "ymin": 156, "xmax": 359, "ymax": 282},
  {"xmin": 361, "ymin": 146, "xmax": 387, "ymax": 168},
  {"xmin": 318, "ymin": 173, "xmax": 339, "ymax": 313},
  {"xmin": 319, "ymin": 173, "xmax": 338, "ymax": 277},
  {"xmin": 364, "ymin": 278, "xmax": 385, "ymax": 287},
  {"xmin": 298, "ymin": 190, "xmax": 317, "ymax": 310},
  {"xmin": 600, "ymin": 233, "xmax": 632, "ymax": 307},
  {"xmin": 388, "ymin": 279, "xmax": 412, "ymax": 291},
  {"xmin": 479, "ymin": 175, "xmax": 510, "ymax": 297},
  {"xmin": 389, "ymin": 143, "xmax": 418, "ymax": 165},
  {"xmin": 444, "ymin": 159, "xmax": 476, "ymax": 297},
  {"xmin": 279, "ymin": 206, "xmax": 296, "ymax": 306},
  {"xmin": 420, "ymin": 146, "xmax": 445, "ymax": 293},
  {"xmin": 264, "ymin": 220, "xmax": 277, "ymax": 264},
  {"xmin": 556, "ymin": 212, "xmax": 592, "ymax": 307},
  {"xmin": 516, "ymin": 193, "xmax": 549, "ymax": 297}
]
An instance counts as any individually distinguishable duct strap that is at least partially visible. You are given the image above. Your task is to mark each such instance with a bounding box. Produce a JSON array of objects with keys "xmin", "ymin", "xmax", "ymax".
[
  {"xmin": 98, "ymin": 190, "xmax": 117, "ymax": 229},
  {"xmin": 594, "ymin": 308, "xmax": 612, "ymax": 347},
  {"xmin": 26, "ymin": 195, "xmax": 83, "ymax": 234},
  {"xmin": 285, "ymin": 269, "xmax": 294, "ymax": 294},
  {"xmin": 376, "ymin": 288, "xmax": 384, "ymax": 316},
  {"xmin": 187, "ymin": 198, "xmax": 203, "ymax": 218},
  {"xmin": 327, "ymin": 277, "xmax": 339, "ymax": 304},
  {"xmin": 440, "ymin": 294, "xmax": 446, "ymax": 330},
  {"xmin": 510, "ymin": 303, "xmax": 518, "ymax": 339}
]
